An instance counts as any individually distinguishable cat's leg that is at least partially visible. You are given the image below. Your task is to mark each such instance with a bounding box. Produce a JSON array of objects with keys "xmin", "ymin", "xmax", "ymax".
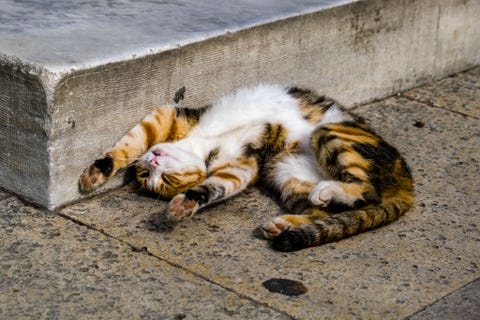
[
  {"xmin": 260, "ymin": 147, "xmax": 372, "ymax": 247},
  {"xmin": 167, "ymin": 156, "xmax": 258, "ymax": 221},
  {"xmin": 307, "ymin": 123, "xmax": 380, "ymax": 210},
  {"xmin": 261, "ymin": 167, "xmax": 366, "ymax": 251},
  {"xmin": 265, "ymin": 153, "xmax": 323, "ymax": 213},
  {"xmin": 261, "ymin": 153, "xmax": 328, "ymax": 240},
  {"xmin": 79, "ymin": 106, "xmax": 200, "ymax": 192},
  {"xmin": 263, "ymin": 123, "xmax": 413, "ymax": 251}
]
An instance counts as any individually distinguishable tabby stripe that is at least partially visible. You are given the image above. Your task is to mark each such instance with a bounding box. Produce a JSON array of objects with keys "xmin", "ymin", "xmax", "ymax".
[
  {"xmin": 313, "ymin": 131, "xmax": 337, "ymax": 149},
  {"xmin": 325, "ymin": 149, "xmax": 340, "ymax": 167},
  {"xmin": 285, "ymin": 197, "xmax": 311, "ymax": 214},
  {"xmin": 331, "ymin": 132, "xmax": 378, "ymax": 145},
  {"xmin": 327, "ymin": 123, "xmax": 376, "ymax": 137},
  {"xmin": 119, "ymin": 148, "xmax": 129, "ymax": 162},
  {"xmin": 213, "ymin": 171, "xmax": 243, "ymax": 187},
  {"xmin": 141, "ymin": 120, "xmax": 157, "ymax": 148},
  {"xmin": 271, "ymin": 125, "xmax": 282, "ymax": 145}
]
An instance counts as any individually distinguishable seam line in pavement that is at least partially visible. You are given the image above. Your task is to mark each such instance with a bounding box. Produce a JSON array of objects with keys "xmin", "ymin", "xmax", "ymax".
[
  {"xmin": 402, "ymin": 276, "xmax": 480, "ymax": 320},
  {"xmin": 56, "ymin": 211, "xmax": 296, "ymax": 320},
  {"xmin": 400, "ymin": 94, "xmax": 479, "ymax": 120}
]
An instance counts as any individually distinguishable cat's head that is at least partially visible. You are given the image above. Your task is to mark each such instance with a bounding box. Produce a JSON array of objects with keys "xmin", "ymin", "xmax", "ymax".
[{"xmin": 135, "ymin": 143, "xmax": 207, "ymax": 198}]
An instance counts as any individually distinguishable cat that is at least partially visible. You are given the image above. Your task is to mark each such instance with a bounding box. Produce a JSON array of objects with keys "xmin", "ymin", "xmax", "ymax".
[{"xmin": 79, "ymin": 85, "xmax": 414, "ymax": 251}]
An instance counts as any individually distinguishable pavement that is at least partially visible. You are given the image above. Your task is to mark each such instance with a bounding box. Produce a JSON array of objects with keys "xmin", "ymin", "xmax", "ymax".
[{"xmin": 1, "ymin": 67, "xmax": 479, "ymax": 319}]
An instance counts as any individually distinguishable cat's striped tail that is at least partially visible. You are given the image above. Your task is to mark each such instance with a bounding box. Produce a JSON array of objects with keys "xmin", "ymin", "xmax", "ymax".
[{"xmin": 268, "ymin": 188, "xmax": 414, "ymax": 251}]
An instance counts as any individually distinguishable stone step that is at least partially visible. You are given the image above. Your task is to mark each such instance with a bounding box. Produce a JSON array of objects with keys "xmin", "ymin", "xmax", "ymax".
[{"xmin": 1, "ymin": 0, "xmax": 479, "ymax": 209}]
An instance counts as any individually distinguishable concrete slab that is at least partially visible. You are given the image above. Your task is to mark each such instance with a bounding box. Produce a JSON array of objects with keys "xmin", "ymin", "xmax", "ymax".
[
  {"xmin": 409, "ymin": 278, "xmax": 480, "ymax": 320},
  {"xmin": 0, "ymin": 193, "xmax": 290, "ymax": 319},
  {"xmin": 59, "ymin": 78, "xmax": 480, "ymax": 318},
  {"xmin": 403, "ymin": 66, "xmax": 480, "ymax": 118},
  {"xmin": 1, "ymin": 0, "xmax": 480, "ymax": 209}
]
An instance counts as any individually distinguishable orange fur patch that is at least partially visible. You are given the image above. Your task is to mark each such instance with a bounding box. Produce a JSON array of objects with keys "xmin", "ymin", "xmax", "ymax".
[
  {"xmin": 281, "ymin": 214, "xmax": 312, "ymax": 227},
  {"xmin": 157, "ymin": 169, "xmax": 206, "ymax": 198},
  {"xmin": 282, "ymin": 178, "xmax": 315, "ymax": 197},
  {"xmin": 327, "ymin": 124, "xmax": 379, "ymax": 145}
]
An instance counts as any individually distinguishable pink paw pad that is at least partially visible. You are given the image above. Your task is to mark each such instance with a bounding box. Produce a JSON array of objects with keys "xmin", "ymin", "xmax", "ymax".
[
  {"xmin": 168, "ymin": 194, "xmax": 199, "ymax": 220},
  {"xmin": 262, "ymin": 218, "xmax": 290, "ymax": 239},
  {"xmin": 79, "ymin": 165, "xmax": 105, "ymax": 193}
]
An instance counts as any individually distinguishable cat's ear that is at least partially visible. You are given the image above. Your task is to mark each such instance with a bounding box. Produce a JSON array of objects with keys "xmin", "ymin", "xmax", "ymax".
[{"xmin": 79, "ymin": 156, "xmax": 114, "ymax": 193}]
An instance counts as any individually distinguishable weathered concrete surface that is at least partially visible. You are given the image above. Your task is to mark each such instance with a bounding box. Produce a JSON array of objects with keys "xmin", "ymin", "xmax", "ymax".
[
  {"xmin": 403, "ymin": 67, "xmax": 480, "ymax": 118},
  {"xmin": 1, "ymin": 0, "xmax": 479, "ymax": 209},
  {"xmin": 0, "ymin": 64, "xmax": 50, "ymax": 205},
  {"xmin": 0, "ymin": 193, "xmax": 291, "ymax": 319},
  {"xmin": 409, "ymin": 278, "xmax": 480, "ymax": 320},
  {"xmin": 2, "ymin": 68, "xmax": 476, "ymax": 319}
]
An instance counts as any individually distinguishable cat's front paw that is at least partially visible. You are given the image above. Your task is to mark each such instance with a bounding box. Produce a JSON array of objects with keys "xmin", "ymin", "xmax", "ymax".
[
  {"xmin": 308, "ymin": 181, "xmax": 341, "ymax": 207},
  {"xmin": 167, "ymin": 194, "xmax": 200, "ymax": 221},
  {"xmin": 79, "ymin": 157, "xmax": 113, "ymax": 193}
]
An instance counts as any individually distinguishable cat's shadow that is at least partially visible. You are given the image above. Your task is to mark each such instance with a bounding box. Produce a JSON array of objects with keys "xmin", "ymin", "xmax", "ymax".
[
  {"xmin": 147, "ymin": 210, "xmax": 176, "ymax": 233},
  {"xmin": 122, "ymin": 169, "xmax": 177, "ymax": 233}
]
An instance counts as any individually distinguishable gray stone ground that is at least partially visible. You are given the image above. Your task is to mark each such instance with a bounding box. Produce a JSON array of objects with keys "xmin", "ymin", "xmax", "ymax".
[{"xmin": 1, "ymin": 67, "xmax": 479, "ymax": 319}]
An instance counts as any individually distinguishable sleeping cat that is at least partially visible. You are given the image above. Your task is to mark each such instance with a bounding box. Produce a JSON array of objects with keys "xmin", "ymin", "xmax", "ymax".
[{"xmin": 79, "ymin": 85, "xmax": 414, "ymax": 251}]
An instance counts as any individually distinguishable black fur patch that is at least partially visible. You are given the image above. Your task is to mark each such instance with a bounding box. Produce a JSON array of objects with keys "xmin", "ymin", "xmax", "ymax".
[
  {"xmin": 175, "ymin": 104, "xmax": 211, "ymax": 122},
  {"xmin": 353, "ymin": 141, "xmax": 399, "ymax": 164},
  {"xmin": 287, "ymin": 87, "xmax": 335, "ymax": 110},
  {"xmin": 185, "ymin": 186, "xmax": 209, "ymax": 205},
  {"xmin": 272, "ymin": 228, "xmax": 310, "ymax": 252},
  {"xmin": 287, "ymin": 87, "xmax": 325, "ymax": 104},
  {"xmin": 285, "ymin": 197, "xmax": 312, "ymax": 215},
  {"xmin": 93, "ymin": 157, "xmax": 114, "ymax": 177},
  {"xmin": 312, "ymin": 127, "xmax": 336, "ymax": 148},
  {"xmin": 325, "ymin": 199, "xmax": 367, "ymax": 213},
  {"xmin": 205, "ymin": 148, "xmax": 220, "ymax": 168}
]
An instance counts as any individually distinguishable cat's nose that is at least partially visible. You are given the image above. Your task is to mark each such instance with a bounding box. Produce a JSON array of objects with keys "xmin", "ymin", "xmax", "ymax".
[{"xmin": 149, "ymin": 156, "xmax": 159, "ymax": 167}]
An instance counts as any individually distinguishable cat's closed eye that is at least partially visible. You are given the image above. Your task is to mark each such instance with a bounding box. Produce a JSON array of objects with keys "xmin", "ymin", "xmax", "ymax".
[{"xmin": 139, "ymin": 171, "xmax": 149, "ymax": 178}]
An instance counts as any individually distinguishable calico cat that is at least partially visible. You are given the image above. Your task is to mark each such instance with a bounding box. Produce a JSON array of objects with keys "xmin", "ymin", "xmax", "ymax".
[{"xmin": 79, "ymin": 85, "xmax": 414, "ymax": 251}]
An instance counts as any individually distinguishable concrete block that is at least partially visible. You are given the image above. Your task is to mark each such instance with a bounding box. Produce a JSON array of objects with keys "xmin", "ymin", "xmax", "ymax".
[{"xmin": 1, "ymin": 0, "xmax": 479, "ymax": 209}]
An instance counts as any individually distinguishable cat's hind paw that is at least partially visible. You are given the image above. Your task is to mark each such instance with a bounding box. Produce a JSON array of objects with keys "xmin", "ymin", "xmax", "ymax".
[
  {"xmin": 79, "ymin": 157, "xmax": 113, "ymax": 193},
  {"xmin": 262, "ymin": 215, "xmax": 315, "ymax": 251},
  {"xmin": 167, "ymin": 193, "xmax": 199, "ymax": 221},
  {"xmin": 262, "ymin": 217, "xmax": 292, "ymax": 239}
]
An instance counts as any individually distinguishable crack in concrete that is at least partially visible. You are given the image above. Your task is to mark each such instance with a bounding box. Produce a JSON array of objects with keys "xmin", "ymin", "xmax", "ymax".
[
  {"xmin": 56, "ymin": 210, "xmax": 296, "ymax": 320},
  {"xmin": 405, "ymin": 277, "xmax": 480, "ymax": 319},
  {"xmin": 400, "ymin": 94, "xmax": 479, "ymax": 120}
]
